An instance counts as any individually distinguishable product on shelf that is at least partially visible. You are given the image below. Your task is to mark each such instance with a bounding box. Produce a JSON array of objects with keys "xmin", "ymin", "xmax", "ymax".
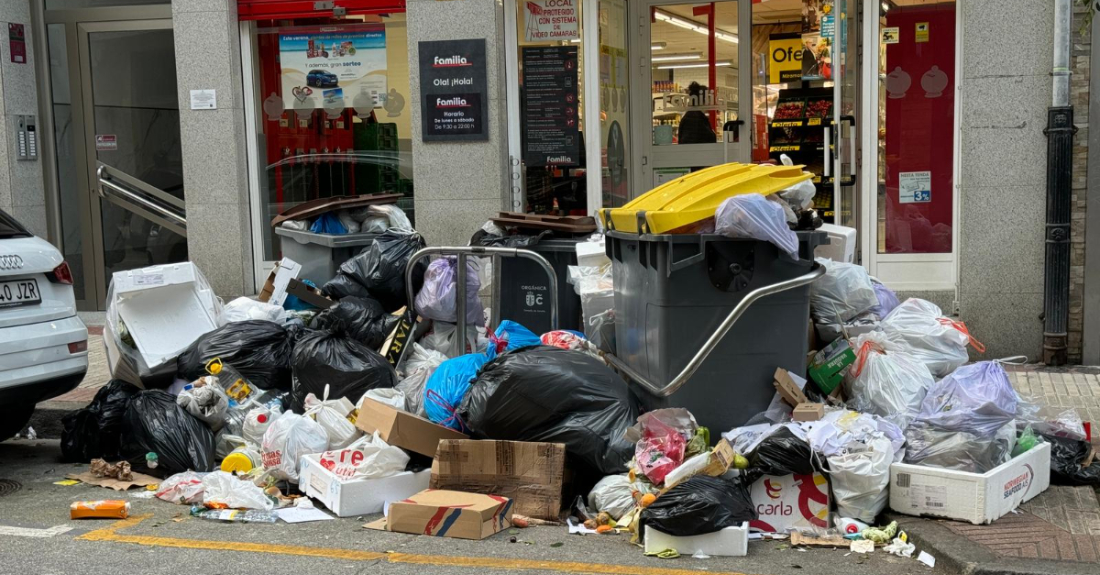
[
  {"xmin": 773, "ymin": 101, "xmax": 805, "ymax": 120},
  {"xmin": 806, "ymin": 99, "xmax": 833, "ymax": 119}
]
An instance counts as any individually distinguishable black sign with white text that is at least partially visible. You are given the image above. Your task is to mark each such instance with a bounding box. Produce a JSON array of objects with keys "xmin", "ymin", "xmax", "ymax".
[
  {"xmin": 418, "ymin": 39, "xmax": 488, "ymax": 141},
  {"xmin": 522, "ymin": 45, "xmax": 579, "ymax": 167}
]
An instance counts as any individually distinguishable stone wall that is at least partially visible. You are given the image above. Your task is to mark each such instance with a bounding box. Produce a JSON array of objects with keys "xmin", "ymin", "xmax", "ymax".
[{"xmin": 1069, "ymin": 4, "xmax": 1091, "ymax": 363}]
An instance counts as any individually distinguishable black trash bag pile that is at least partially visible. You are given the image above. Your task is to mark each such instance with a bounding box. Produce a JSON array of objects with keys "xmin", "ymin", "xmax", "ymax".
[
  {"xmin": 640, "ymin": 475, "xmax": 756, "ymax": 537},
  {"xmin": 291, "ymin": 329, "xmax": 397, "ymax": 412},
  {"xmin": 744, "ymin": 427, "xmax": 816, "ymax": 484},
  {"xmin": 472, "ymin": 229, "xmax": 551, "ymax": 249},
  {"xmin": 323, "ymin": 230, "xmax": 427, "ymax": 311},
  {"xmin": 61, "ymin": 380, "xmax": 141, "ymax": 463},
  {"xmin": 177, "ymin": 320, "xmax": 294, "ymax": 392},
  {"xmin": 309, "ymin": 296, "xmax": 399, "ymax": 350},
  {"xmin": 121, "ymin": 390, "xmax": 216, "ymax": 475},
  {"xmin": 1045, "ymin": 434, "xmax": 1100, "ymax": 486},
  {"xmin": 458, "ymin": 346, "xmax": 638, "ymax": 476}
]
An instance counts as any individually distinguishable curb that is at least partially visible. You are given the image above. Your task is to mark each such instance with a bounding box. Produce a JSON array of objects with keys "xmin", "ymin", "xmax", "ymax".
[{"xmin": 885, "ymin": 513, "xmax": 1099, "ymax": 575}]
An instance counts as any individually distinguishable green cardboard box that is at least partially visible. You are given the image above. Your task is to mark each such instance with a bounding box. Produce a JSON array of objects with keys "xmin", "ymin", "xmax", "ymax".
[{"xmin": 808, "ymin": 338, "xmax": 856, "ymax": 395}]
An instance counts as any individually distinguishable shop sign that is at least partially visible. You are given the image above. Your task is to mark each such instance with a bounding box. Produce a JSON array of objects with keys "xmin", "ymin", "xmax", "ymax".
[
  {"xmin": 882, "ymin": 26, "xmax": 900, "ymax": 44},
  {"xmin": 768, "ymin": 36, "xmax": 803, "ymax": 84},
  {"xmin": 418, "ymin": 39, "xmax": 489, "ymax": 141},
  {"xmin": 95, "ymin": 134, "xmax": 117, "ymax": 151},
  {"xmin": 522, "ymin": 45, "xmax": 579, "ymax": 167},
  {"xmin": 899, "ymin": 171, "xmax": 932, "ymax": 204},
  {"xmin": 524, "ymin": 0, "xmax": 579, "ymax": 42},
  {"xmin": 915, "ymin": 22, "xmax": 930, "ymax": 43},
  {"xmin": 279, "ymin": 27, "xmax": 387, "ymax": 111},
  {"xmin": 801, "ymin": 0, "xmax": 833, "ymax": 81}
]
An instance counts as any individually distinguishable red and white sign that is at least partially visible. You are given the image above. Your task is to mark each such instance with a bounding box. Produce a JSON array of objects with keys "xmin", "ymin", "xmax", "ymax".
[
  {"xmin": 94, "ymin": 134, "xmax": 117, "ymax": 151},
  {"xmin": 524, "ymin": 0, "xmax": 579, "ymax": 42},
  {"xmin": 749, "ymin": 473, "xmax": 830, "ymax": 534}
]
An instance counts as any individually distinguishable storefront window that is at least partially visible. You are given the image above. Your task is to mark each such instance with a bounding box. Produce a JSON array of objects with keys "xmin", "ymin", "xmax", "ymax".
[
  {"xmin": 877, "ymin": 0, "xmax": 956, "ymax": 254},
  {"xmin": 598, "ymin": 0, "xmax": 630, "ymax": 208},
  {"xmin": 250, "ymin": 13, "xmax": 413, "ymax": 262}
]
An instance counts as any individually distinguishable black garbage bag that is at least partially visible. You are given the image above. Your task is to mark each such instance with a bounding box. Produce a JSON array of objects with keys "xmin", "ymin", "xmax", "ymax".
[
  {"xmin": 472, "ymin": 229, "xmax": 551, "ymax": 249},
  {"xmin": 458, "ymin": 346, "xmax": 638, "ymax": 476},
  {"xmin": 323, "ymin": 230, "xmax": 427, "ymax": 311},
  {"xmin": 641, "ymin": 475, "xmax": 756, "ymax": 537},
  {"xmin": 121, "ymin": 390, "xmax": 216, "ymax": 475},
  {"xmin": 291, "ymin": 329, "xmax": 397, "ymax": 412},
  {"xmin": 744, "ymin": 427, "xmax": 816, "ymax": 483},
  {"xmin": 1045, "ymin": 434, "xmax": 1100, "ymax": 486},
  {"xmin": 309, "ymin": 296, "xmax": 399, "ymax": 350},
  {"xmin": 60, "ymin": 380, "xmax": 141, "ymax": 463},
  {"xmin": 177, "ymin": 320, "xmax": 294, "ymax": 392}
]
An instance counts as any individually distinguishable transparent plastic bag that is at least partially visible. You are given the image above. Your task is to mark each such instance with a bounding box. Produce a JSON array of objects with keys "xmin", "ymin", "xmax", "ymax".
[
  {"xmin": 715, "ymin": 194, "xmax": 799, "ymax": 257},
  {"xmin": 845, "ymin": 332, "xmax": 934, "ymax": 429},
  {"xmin": 221, "ymin": 297, "xmax": 287, "ymax": 325},
  {"xmin": 826, "ymin": 436, "xmax": 895, "ymax": 523},
  {"xmin": 634, "ymin": 416, "xmax": 688, "ymax": 485},
  {"xmin": 879, "ymin": 298, "xmax": 978, "ymax": 378},
  {"xmin": 420, "ymin": 322, "xmax": 487, "ymax": 356},
  {"xmin": 870, "ymin": 280, "xmax": 900, "ymax": 318},
  {"xmin": 810, "ymin": 258, "xmax": 879, "ymax": 324},
  {"xmin": 914, "ymin": 361, "xmax": 1017, "ymax": 436},
  {"xmin": 303, "ymin": 386, "xmax": 363, "ymax": 450},
  {"xmin": 261, "ymin": 412, "xmax": 329, "ymax": 483},
  {"xmin": 903, "ymin": 420, "xmax": 1016, "ymax": 473},
  {"xmin": 336, "ymin": 210, "xmax": 360, "ymax": 234},
  {"xmin": 202, "ymin": 470, "xmax": 274, "ymax": 511},
  {"xmin": 156, "ymin": 471, "xmax": 206, "ymax": 505},
  {"xmin": 176, "ymin": 383, "xmax": 230, "ymax": 432},
  {"xmin": 395, "ymin": 343, "xmax": 448, "ymax": 417},
  {"xmin": 316, "ymin": 434, "xmax": 409, "ymax": 482},
  {"xmin": 415, "ymin": 257, "xmax": 484, "ymax": 326},
  {"xmin": 588, "ymin": 474, "xmax": 655, "ymax": 521}
]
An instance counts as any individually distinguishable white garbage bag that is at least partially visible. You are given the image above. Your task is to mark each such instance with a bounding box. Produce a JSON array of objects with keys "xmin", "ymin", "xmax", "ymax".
[
  {"xmin": 316, "ymin": 434, "xmax": 409, "ymax": 482},
  {"xmin": 220, "ymin": 297, "xmax": 287, "ymax": 325},
  {"xmin": 395, "ymin": 343, "xmax": 447, "ymax": 417},
  {"xmin": 304, "ymin": 386, "xmax": 362, "ymax": 450},
  {"xmin": 359, "ymin": 388, "xmax": 407, "ymax": 411},
  {"xmin": 715, "ymin": 194, "xmax": 799, "ymax": 257},
  {"xmin": 845, "ymin": 332, "xmax": 934, "ymax": 429},
  {"xmin": 242, "ymin": 404, "xmax": 281, "ymax": 447},
  {"xmin": 176, "ymin": 383, "xmax": 229, "ymax": 431},
  {"xmin": 261, "ymin": 412, "xmax": 329, "ymax": 483},
  {"xmin": 155, "ymin": 471, "xmax": 206, "ymax": 505},
  {"xmin": 827, "ymin": 436, "xmax": 896, "ymax": 523},
  {"xmin": 201, "ymin": 470, "xmax": 274, "ymax": 511},
  {"xmin": 878, "ymin": 298, "xmax": 975, "ymax": 378},
  {"xmin": 588, "ymin": 474, "xmax": 655, "ymax": 521},
  {"xmin": 810, "ymin": 258, "xmax": 879, "ymax": 323}
]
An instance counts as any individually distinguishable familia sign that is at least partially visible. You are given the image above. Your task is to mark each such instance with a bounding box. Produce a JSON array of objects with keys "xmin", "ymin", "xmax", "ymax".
[
  {"xmin": 279, "ymin": 25, "xmax": 387, "ymax": 110},
  {"xmin": 418, "ymin": 39, "xmax": 489, "ymax": 141},
  {"xmin": 524, "ymin": 0, "xmax": 579, "ymax": 42}
]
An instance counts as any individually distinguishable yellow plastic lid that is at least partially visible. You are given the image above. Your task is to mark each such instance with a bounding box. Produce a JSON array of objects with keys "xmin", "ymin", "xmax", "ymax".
[
  {"xmin": 599, "ymin": 162, "xmax": 814, "ymax": 234},
  {"xmin": 220, "ymin": 452, "xmax": 258, "ymax": 474}
]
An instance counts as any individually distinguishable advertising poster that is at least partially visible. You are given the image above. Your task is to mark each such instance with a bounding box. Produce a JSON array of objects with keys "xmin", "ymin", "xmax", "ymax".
[
  {"xmin": 279, "ymin": 27, "xmax": 387, "ymax": 110},
  {"xmin": 801, "ymin": 0, "xmax": 833, "ymax": 81},
  {"xmin": 418, "ymin": 39, "xmax": 489, "ymax": 141},
  {"xmin": 768, "ymin": 35, "xmax": 803, "ymax": 84},
  {"xmin": 522, "ymin": 46, "xmax": 580, "ymax": 167},
  {"xmin": 899, "ymin": 171, "xmax": 932, "ymax": 204},
  {"xmin": 524, "ymin": 0, "xmax": 580, "ymax": 42}
]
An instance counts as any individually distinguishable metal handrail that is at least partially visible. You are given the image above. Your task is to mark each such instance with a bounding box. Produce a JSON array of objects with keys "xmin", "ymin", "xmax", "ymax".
[
  {"xmin": 96, "ymin": 165, "xmax": 187, "ymax": 235},
  {"xmin": 604, "ymin": 264, "xmax": 826, "ymax": 398},
  {"xmin": 403, "ymin": 246, "xmax": 560, "ymax": 359},
  {"xmin": 97, "ymin": 164, "xmax": 185, "ymax": 209}
]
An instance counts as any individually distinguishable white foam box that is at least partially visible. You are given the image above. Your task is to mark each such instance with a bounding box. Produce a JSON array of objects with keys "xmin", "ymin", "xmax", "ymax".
[
  {"xmin": 112, "ymin": 263, "xmax": 220, "ymax": 370},
  {"xmin": 889, "ymin": 442, "xmax": 1051, "ymax": 525},
  {"xmin": 643, "ymin": 522, "xmax": 749, "ymax": 557},
  {"xmin": 298, "ymin": 454, "xmax": 431, "ymax": 518},
  {"xmin": 575, "ymin": 239, "xmax": 610, "ymax": 268},
  {"xmin": 814, "ymin": 223, "xmax": 857, "ymax": 263}
]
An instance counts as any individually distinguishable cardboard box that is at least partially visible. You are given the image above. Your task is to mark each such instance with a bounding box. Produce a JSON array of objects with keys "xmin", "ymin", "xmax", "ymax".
[
  {"xmin": 380, "ymin": 307, "xmax": 415, "ymax": 366},
  {"xmin": 431, "ymin": 440, "xmax": 564, "ymax": 521},
  {"xmin": 792, "ymin": 403, "xmax": 824, "ymax": 422},
  {"xmin": 111, "ymin": 263, "xmax": 220, "ymax": 371},
  {"xmin": 298, "ymin": 454, "xmax": 430, "ymax": 517},
  {"xmin": 643, "ymin": 523, "xmax": 748, "ymax": 557},
  {"xmin": 258, "ymin": 258, "xmax": 302, "ymax": 306},
  {"xmin": 809, "ymin": 338, "xmax": 856, "ymax": 395},
  {"xmin": 354, "ymin": 398, "xmax": 468, "ymax": 458},
  {"xmin": 387, "ymin": 489, "xmax": 513, "ymax": 540},
  {"xmin": 774, "ymin": 368, "xmax": 809, "ymax": 407},
  {"xmin": 749, "ymin": 473, "xmax": 831, "ymax": 534},
  {"xmin": 889, "ymin": 442, "xmax": 1051, "ymax": 525},
  {"xmin": 285, "ymin": 278, "xmax": 334, "ymax": 309}
]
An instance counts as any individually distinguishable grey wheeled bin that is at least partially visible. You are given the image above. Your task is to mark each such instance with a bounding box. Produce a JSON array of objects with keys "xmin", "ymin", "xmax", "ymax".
[
  {"xmin": 603, "ymin": 231, "xmax": 827, "ymax": 433},
  {"xmin": 274, "ymin": 227, "xmax": 380, "ymax": 285},
  {"xmin": 496, "ymin": 238, "xmax": 583, "ymax": 334}
]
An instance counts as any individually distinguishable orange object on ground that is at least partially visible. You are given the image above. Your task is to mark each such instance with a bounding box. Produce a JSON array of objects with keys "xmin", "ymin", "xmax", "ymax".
[{"xmin": 70, "ymin": 500, "xmax": 130, "ymax": 519}]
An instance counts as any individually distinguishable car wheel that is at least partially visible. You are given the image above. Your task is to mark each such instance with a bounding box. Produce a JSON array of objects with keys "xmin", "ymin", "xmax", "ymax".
[{"xmin": 0, "ymin": 404, "xmax": 34, "ymax": 442}]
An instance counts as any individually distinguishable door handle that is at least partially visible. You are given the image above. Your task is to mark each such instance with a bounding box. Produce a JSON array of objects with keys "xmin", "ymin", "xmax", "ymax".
[
  {"xmin": 722, "ymin": 120, "xmax": 744, "ymax": 143},
  {"xmin": 839, "ymin": 116, "xmax": 857, "ymax": 187}
]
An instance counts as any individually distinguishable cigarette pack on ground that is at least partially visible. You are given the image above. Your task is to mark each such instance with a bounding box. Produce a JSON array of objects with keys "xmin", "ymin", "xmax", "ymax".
[
  {"xmin": 889, "ymin": 442, "xmax": 1051, "ymax": 525},
  {"xmin": 70, "ymin": 500, "xmax": 130, "ymax": 519},
  {"xmin": 386, "ymin": 489, "xmax": 513, "ymax": 540}
]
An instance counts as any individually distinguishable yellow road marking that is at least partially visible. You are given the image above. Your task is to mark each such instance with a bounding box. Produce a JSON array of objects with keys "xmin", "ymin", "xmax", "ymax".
[{"xmin": 78, "ymin": 515, "xmax": 748, "ymax": 575}]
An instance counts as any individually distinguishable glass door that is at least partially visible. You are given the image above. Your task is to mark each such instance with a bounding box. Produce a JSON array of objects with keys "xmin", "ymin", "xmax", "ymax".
[
  {"xmin": 77, "ymin": 20, "xmax": 185, "ymax": 308},
  {"xmin": 831, "ymin": 0, "xmax": 859, "ymax": 230},
  {"xmin": 631, "ymin": 0, "xmax": 753, "ymax": 192}
]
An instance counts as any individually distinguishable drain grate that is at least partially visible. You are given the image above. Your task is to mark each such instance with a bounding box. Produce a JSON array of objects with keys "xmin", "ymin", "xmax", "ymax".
[{"xmin": 0, "ymin": 479, "xmax": 21, "ymax": 497}]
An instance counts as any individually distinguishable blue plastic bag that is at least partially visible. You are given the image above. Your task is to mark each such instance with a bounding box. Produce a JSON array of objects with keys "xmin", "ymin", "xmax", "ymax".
[
  {"xmin": 494, "ymin": 320, "xmax": 540, "ymax": 351},
  {"xmin": 310, "ymin": 213, "xmax": 347, "ymax": 235},
  {"xmin": 913, "ymin": 361, "xmax": 1018, "ymax": 436},
  {"xmin": 871, "ymin": 281, "xmax": 900, "ymax": 318},
  {"xmin": 424, "ymin": 353, "xmax": 491, "ymax": 432}
]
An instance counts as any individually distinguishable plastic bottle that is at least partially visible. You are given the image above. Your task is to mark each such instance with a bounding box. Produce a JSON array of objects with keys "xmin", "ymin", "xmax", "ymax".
[
  {"xmin": 242, "ymin": 405, "xmax": 280, "ymax": 446},
  {"xmin": 836, "ymin": 517, "xmax": 871, "ymax": 536},
  {"xmin": 221, "ymin": 446, "xmax": 264, "ymax": 474},
  {"xmin": 190, "ymin": 506, "xmax": 277, "ymax": 523},
  {"xmin": 206, "ymin": 358, "xmax": 274, "ymax": 407}
]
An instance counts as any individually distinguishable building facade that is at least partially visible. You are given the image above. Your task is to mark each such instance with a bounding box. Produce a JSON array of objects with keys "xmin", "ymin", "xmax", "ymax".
[{"xmin": 1, "ymin": 0, "xmax": 1097, "ymax": 363}]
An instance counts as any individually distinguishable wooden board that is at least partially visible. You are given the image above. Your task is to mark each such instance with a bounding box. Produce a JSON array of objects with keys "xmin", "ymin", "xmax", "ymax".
[
  {"xmin": 271, "ymin": 193, "xmax": 402, "ymax": 228},
  {"xmin": 491, "ymin": 212, "xmax": 597, "ymax": 234}
]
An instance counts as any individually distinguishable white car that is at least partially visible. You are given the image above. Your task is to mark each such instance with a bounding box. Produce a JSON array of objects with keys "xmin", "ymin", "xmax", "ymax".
[{"xmin": 0, "ymin": 209, "xmax": 88, "ymax": 440}]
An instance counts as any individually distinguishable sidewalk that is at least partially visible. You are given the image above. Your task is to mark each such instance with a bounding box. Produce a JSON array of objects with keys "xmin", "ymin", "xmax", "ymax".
[{"xmin": 893, "ymin": 366, "xmax": 1100, "ymax": 574}]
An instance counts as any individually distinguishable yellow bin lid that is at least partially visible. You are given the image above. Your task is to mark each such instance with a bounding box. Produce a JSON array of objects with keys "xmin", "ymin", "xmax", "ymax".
[
  {"xmin": 599, "ymin": 162, "xmax": 813, "ymax": 234},
  {"xmin": 221, "ymin": 450, "xmax": 261, "ymax": 474}
]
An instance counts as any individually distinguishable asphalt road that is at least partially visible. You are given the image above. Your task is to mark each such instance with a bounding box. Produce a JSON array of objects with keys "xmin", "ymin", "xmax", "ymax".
[{"xmin": 0, "ymin": 435, "xmax": 951, "ymax": 575}]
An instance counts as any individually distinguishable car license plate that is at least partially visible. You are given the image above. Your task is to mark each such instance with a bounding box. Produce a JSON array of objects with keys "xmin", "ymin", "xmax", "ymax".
[{"xmin": 0, "ymin": 278, "xmax": 41, "ymax": 308}]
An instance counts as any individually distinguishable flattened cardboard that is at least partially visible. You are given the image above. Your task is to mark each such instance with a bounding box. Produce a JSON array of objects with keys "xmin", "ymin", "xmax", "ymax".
[
  {"xmin": 431, "ymin": 440, "xmax": 565, "ymax": 521},
  {"xmin": 387, "ymin": 489, "xmax": 513, "ymax": 540},
  {"xmin": 773, "ymin": 368, "xmax": 809, "ymax": 407},
  {"xmin": 354, "ymin": 398, "xmax": 468, "ymax": 457},
  {"xmin": 68, "ymin": 471, "xmax": 160, "ymax": 491}
]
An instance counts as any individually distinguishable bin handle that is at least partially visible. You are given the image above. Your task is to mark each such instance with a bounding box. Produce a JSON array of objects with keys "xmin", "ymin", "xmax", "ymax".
[
  {"xmin": 604, "ymin": 263, "xmax": 825, "ymax": 398},
  {"xmin": 666, "ymin": 235, "xmax": 708, "ymax": 275}
]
